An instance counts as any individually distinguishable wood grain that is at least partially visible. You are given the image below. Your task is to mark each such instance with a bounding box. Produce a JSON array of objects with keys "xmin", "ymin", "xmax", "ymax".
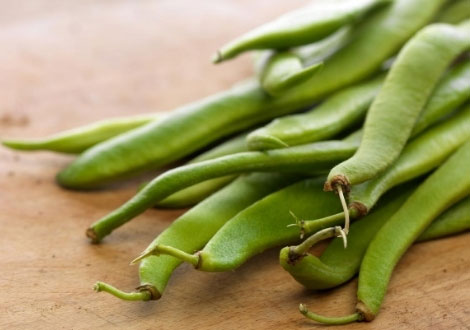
[{"xmin": 0, "ymin": 1, "xmax": 469, "ymax": 329}]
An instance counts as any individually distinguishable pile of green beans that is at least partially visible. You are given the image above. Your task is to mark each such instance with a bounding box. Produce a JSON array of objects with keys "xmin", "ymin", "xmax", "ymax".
[{"xmin": 3, "ymin": 0, "xmax": 470, "ymax": 325}]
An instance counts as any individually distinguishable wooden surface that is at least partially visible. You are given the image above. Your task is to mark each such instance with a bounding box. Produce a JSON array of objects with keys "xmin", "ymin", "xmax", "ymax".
[{"xmin": 0, "ymin": 1, "xmax": 469, "ymax": 329}]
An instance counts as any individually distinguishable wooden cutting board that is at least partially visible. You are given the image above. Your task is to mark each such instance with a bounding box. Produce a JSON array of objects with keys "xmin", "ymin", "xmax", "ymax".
[{"xmin": 0, "ymin": 1, "xmax": 468, "ymax": 329}]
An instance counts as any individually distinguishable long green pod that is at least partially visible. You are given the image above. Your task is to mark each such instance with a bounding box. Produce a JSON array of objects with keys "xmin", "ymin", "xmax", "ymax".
[
  {"xmin": 325, "ymin": 21, "xmax": 470, "ymax": 192},
  {"xmin": 213, "ymin": 0, "xmax": 392, "ymax": 63},
  {"xmin": 1, "ymin": 113, "xmax": 161, "ymax": 154},
  {"xmin": 412, "ymin": 60, "xmax": 470, "ymax": 136},
  {"xmin": 302, "ymin": 104, "xmax": 470, "ymax": 231},
  {"xmin": 301, "ymin": 140, "xmax": 470, "ymax": 324},
  {"xmin": 258, "ymin": 52, "xmax": 323, "ymax": 96},
  {"xmin": 281, "ymin": 190, "xmax": 470, "ymax": 291},
  {"xmin": 249, "ymin": 60, "xmax": 470, "ymax": 151},
  {"xmin": 156, "ymin": 132, "xmax": 249, "ymax": 208},
  {"xmin": 436, "ymin": 0, "xmax": 470, "ymax": 24},
  {"xmin": 247, "ymin": 74, "xmax": 384, "ymax": 150},
  {"xmin": 133, "ymin": 177, "xmax": 346, "ymax": 272},
  {"xmin": 94, "ymin": 172, "xmax": 300, "ymax": 301},
  {"xmin": 58, "ymin": 0, "xmax": 444, "ymax": 189},
  {"xmin": 88, "ymin": 139, "xmax": 360, "ymax": 242},
  {"xmin": 348, "ymin": 104, "xmax": 470, "ymax": 216}
]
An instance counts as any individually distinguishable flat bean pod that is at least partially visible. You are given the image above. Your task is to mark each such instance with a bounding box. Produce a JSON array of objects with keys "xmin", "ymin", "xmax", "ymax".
[
  {"xmin": 301, "ymin": 139, "xmax": 470, "ymax": 324},
  {"xmin": 88, "ymin": 139, "xmax": 360, "ymax": 242},
  {"xmin": 58, "ymin": 0, "xmax": 443, "ymax": 189},
  {"xmin": 157, "ymin": 132, "xmax": 249, "ymax": 208},
  {"xmin": 213, "ymin": 0, "xmax": 392, "ymax": 63},
  {"xmin": 281, "ymin": 189, "xmax": 470, "ymax": 291},
  {"xmin": 2, "ymin": 113, "xmax": 161, "ymax": 154},
  {"xmin": 302, "ymin": 104, "xmax": 470, "ymax": 231},
  {"xmin": 133, "ymin": 177, "xmax": 345, "ymax": 272},
  {"xmin": 325, "ymin": 21, "xmax": 470, "ymax": 192},
  {"xmin": 247, "ymin": 74, "xmax": 384, "ymax": 150},
  {"xmin": 94, "ymin": 172, "xmax": 300, "ymax": 301}
]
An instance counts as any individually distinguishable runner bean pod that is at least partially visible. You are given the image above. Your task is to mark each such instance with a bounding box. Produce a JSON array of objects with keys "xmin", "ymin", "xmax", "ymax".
[
  {"xmin": 281, "ymin": 188, "xmax": 470, "ymax": 290},
  {"xmin": 213, "ymin": 0, "xmax": 392, "ymax": 63},
  {"xmin": 132, "ymin": 177, "xmax": 345, "ymax": 272},
  {"xmin": 58, "ymin": 0, "xmax": 443, "ymax": 189},
  {"xmin": 2, "ymin": 113, "xmax": 161, "ymax": 154},
  {"xmin": 324, "ymin": 21, "xmax": 470, "ymax": 192},
  {"xmin": 302, "ymin": 104, "xmax": 470, "ymax": 232},
  {"xmin": 247, "ymin": 74, "xmax": 384, "ymax": 150},
  {"xmin": 87, "ymin": 138, "xmax": 360, "ymax": 242},
  {"xmin": 94, "ymin": 172, "xmax": 300, "ymax": 300},
  {"xmin": 300, "ymin": 139, "xmax": 470, "ymax": 324},
  {"xmin": 157, "ymin": 131, "xmax": 249, "ymax": 208}
]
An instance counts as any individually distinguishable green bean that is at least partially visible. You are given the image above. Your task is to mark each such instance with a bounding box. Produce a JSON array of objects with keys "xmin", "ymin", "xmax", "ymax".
[
  {"xmin": 436, "ymin": 0, "xmax": 470, "ymax": 24},
  {"xmin": 417, "ymin": 197, "xmax": 470, "ymax": 241},
  {"xmin": 87, "ymin": 139, "xmax": 360, "ymax": 242},
  {"xmin": 58, "ymin": 0, "xmax": 443, "ymax": 189},
  {"xmin": 303, "ymin": 104, "xmax": 470, "ymax": 232},
  {"xmin": 258, "ymin": 52, "xmax": 323, "ymax": 96},
  {"xmin": 156, "ymin": 132, "xmax": 249, "ymax": 208},
  {"xmin": 247, "ymin": 74, "xmax": 384, "ymax": 150},
  {"xmin": 133, "ymin": 177, "xmax": 346, "ymax": 272},
  {"xmin": 300, "ymin": 139, "xmax": 470, "ymax": 324},
  {"xmin": 325, "ymin": 21, "xmax": 470, "ymax": 192},
  {"xmin": 2, "ymin": 113, "xmax": 161, "ymax": 154},
  {"xmin": 94, "ymin": 172, "xmax": 300, "ymax": 301},
  {"xmin": 412, "ymin": 61, "xmax": 470, "ymax": 136},
  {"xmin": 292, "ymin": 26, "xmax": 353, "ymax": 66},
  {"xmin": 213, "ymin": 0, "xmax": 393, "ymax": 63},
  {"xmin": 281, "ymin": 188, "xmax": 470, "ymax": 291}
]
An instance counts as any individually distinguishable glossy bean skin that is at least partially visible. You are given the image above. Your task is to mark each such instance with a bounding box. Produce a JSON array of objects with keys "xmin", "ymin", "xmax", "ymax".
[
  {"xmin": 2, "ymin": 113, "xmax": 160, "ymax": 154},
  {"xmin": 247, "ymin": 74, "xmax": 384, "ymax": 150},
  {"xmin": 301, "ymin": 140, "xmax": 470, "ymax": 324},
  {"xmin": 325, "ymin": 21, "xmax": 470, "ymax": 191},
  {"xmin": 348, "ymin": 104, "xmax": 470, "ymax": 215},
  {"xmin": 355, "ymin": 140, "xmax": 470, "ymax": 322},
  {"xmin": 156, "ymin": 132, "xmax": 249, "ymax": 208},
  {"xmin": 88, "ymin": 139, "xmax": 360, "ymax": 242},
  {"xmin": 281, "ymin": 189, "xmax": 469, "ymax": 291},
  {"xmin": 58, "ymin": 0, "xmax": 443, "ymax": 189},
  {"xmin": 258, "ymin": 52, "xmax": 323, "ymax": 96},
  {"xmin": 213, "ymin": 0, "xmax": 392, "ymax": 63},
  {"xmin": 94, "ymin": 173, "xmax": 300, "ymax": 301},
  {"xmin": 137, "ymin": 177, "xmax": 346, "ymax": 272},
  {"xmin": 436, "ymin": 0, "xmax": 470, "ymax": 24}
]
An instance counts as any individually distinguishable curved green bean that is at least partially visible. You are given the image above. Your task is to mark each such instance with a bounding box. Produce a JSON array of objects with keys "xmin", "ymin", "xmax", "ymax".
[
  {"xmin": 133, "ymin": 177, "xmax": 345, "ymax": 272},
  {"xmin": 157, "ymin": 132, "xmax": 249, "ymax": 208},
  {"xmin": 58, "ymin": 0, "xmax": 443, "ymax": 189},
  {"xmin": 281, "ymin": 189, "xmax": 470, "ymax": 291},
  {"xmin": 247, "ymin": 74, "xmax": 384, "ymax": 150},
  {"xmin": 2, "ymin": 113, "xmax": 161, "ymax": 154},
  {"xmin": 88, "ymin": 139, "xmax": 360, "ymax": 242},
  {"xmin": 325, "ymin": 21, "xmax": 470, "ymax": 192},
  {"xmin": 94, "ymin": 172, "xmax": 300, "ymax": 301},
  {"xmin": 213, "ymin": 0, "xmax": 392, "ymax": 63},
  {"xmin": 303, "ymin": 104, "xmax": 470, "ymax": 232},
  {"xmin": 301, "ymin": 139, "xmax": 470, "ymax": 324}
]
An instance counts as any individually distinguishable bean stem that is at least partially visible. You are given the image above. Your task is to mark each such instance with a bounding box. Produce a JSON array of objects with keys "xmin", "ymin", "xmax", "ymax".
[
  {"xmin": 131, "ymin": 244, "xmax": 200, "ymax": 267},
  {"xmin": 299, "ymin": 304, "xmax": 361, "ymax": 325},
  {"xmin": 93, "ymin": 282, "xmax": 152, "ymax": 301}
]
